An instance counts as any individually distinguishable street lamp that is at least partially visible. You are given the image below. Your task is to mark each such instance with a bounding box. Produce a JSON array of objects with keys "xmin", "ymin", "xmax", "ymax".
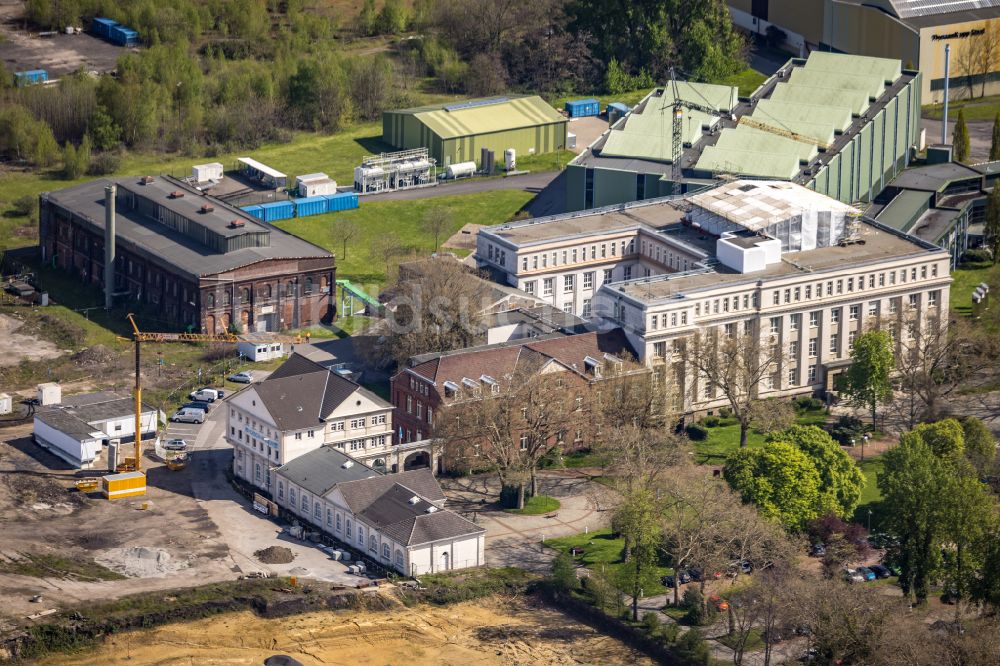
[{"xmin": 867, "ymin": 508, "xmax": 872, "ymax": 532}]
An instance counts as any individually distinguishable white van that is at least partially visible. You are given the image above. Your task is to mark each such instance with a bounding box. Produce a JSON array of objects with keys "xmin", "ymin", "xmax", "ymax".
[
  {"xmin": 188, "ymin": 388, "xmax": 219, "ymax": 402},
  {"xmin": 171, "ymin": 407, "xmax": 206, "ymax": 424}
]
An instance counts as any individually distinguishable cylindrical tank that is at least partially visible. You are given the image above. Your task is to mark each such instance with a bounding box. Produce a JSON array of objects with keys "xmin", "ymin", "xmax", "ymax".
[
  {"xmin": 445, "ymin": 161, "xmax": 477, "ymax": 179},
  {"xmin": 504, "ymin": 148, "xmax": 516, "ymax": 172}
]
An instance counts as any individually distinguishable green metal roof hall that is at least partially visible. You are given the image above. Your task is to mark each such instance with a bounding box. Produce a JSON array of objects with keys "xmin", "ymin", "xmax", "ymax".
[
  {"xmin": 382, "ymin": 95, "xmax": 568, "ymax": 168},
  {"xmin": 566, "ymin": 52, "xmax": 922, "ymax": 211}
]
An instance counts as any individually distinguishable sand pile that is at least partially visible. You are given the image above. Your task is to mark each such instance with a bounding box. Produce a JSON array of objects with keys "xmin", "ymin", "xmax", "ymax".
[
  {"xmin": 255, "ymin": 546, "xmax": 295, "ymax": 564},
  {"xmin": 96, "ymin": 546, "xmax": 189, "ymax": 578}
]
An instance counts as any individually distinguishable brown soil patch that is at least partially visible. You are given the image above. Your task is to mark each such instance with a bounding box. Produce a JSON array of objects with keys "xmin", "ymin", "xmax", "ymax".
[
  {"xmin": 255, "ymin": 546, "xmax": 296, "ymax": 564},
  {"xmin": 0, "ymin": 314, "xmax": 63, "ymax": 367},
  {"xmin": 44, "ymin": 595, "xmax": 656, "ymax": 665}
]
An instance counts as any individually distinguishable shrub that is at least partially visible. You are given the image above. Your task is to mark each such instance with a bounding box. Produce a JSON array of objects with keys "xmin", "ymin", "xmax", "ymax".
[
  {"xmin": 828, "ymin": 415, "xmax": 867, "ymax": 446},
  {"xmin": 87, "ymin": 151, "xmax": 121, "ymax": 176},
  {"xmin": 718, "ymin": 407, "xmax": 732, "ymax": 418},
  {"xmin": 641, "ymin": 610, "xmax": 660, "ymax": 633},
  {"xmin": 961, "ymin": 247, "xmax": 992, "ymax": 264},
  {"xmin": 676, "ymin": 628, "xmax": 711, "ymax": 663},
  {"xmin": 685, "ymin": 424, "xmax": 709, "ymax": 441},
  {"xmin": 10, "ymin": 194, "xmax": 38, "ymax": 218},
  {"xmin": 702, "ymin": 416, "xmax": 720, "ymax": 428},
  {"xmin": 551, "ymin": 552, "xmax": 579, "ymax": 592},
  {"xmin": 795, "ymin": 395, "xmax": 825, "ymax": 411}
]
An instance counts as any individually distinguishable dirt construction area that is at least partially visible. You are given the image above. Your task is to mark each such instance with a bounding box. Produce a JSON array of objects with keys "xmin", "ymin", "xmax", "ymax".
[
  {"xmin": 0, "ymin": 1, "xmax": 127, "ymax": 77},
  {"xmin": 44, "ymin": 595, "xmax": 655, "ymax": 666},
  {"xmin": 0, "ymin": 313, "xmax": 64, "ymax": 366}
]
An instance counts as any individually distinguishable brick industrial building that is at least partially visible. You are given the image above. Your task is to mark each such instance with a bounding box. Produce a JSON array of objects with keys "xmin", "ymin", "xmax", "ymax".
[{"xmin": 40, "ymin": 175, "xmax": 335, "ymax": 333}]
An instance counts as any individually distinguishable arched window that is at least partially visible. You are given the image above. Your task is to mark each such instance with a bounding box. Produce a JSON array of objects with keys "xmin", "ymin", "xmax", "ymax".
[
  {"xmin": 346, "ymin": 519, "xmax": 352, "ymax": 538},
  {"xmin": 286, "ymin": 282, "xmax": 295, "ymax": 297},
  {"xmin": 304, "ymin": 277, "xmax": 313, "ymax": 295},
  {"xmin": 383, "ymin": 543, "xmax": 390, "ymax": 559},
  {"xmin": 369, "ymin": 537, "xmax": 377, "ymax": 553},
  {"xmin": 264, "ymin": 284, "xmax": 272, "ymax": 299},
  {"xmin": 277, "ymin": 481, "xmax": 284, "ymax": 500},
  {"xmin": 289, "ymin": 488, "xmax": 296, "ymax": 505},
  {"xmin": 395, "ymin": 550, "xmax": 403, "ymax": 568},
  {"xmin": 207, "ymin": 293, "xmax": 215, "ymax": 308},
  {"xmin": 241, "ymin": 287, "xmax": 250, "ymax": 303},
  {"xmin": 358, "ymin": 530, "xmax": 364, "ymax": 547},
  {"xmin": 223, "ymin": 291, "xmax": 231, "ymax": 306},
  {"xmin": 336, "ymin": 514, "xmax": 342, "ymax": 532}
]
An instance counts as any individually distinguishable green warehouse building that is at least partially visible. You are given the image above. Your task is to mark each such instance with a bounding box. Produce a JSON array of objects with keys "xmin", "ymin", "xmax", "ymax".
[
  {"xmin": 382, "ymin": 96, "xmax": 568, "ymax": 168},
  {"xmin": 566, "ymin": 52, "xmax": 922, "ymax": 211}
]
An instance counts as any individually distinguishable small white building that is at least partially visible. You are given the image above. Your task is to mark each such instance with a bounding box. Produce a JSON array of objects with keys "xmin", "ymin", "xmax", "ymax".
[
  {"xmin": 0, "ymin": 393, "xmax": 12, "ymax": 415},
  {"xmin": 192, "ymin": 162, "xmax": 224, "ymax": 183},
  {"xmin": 274, "ymin": 449, "xmax": 485, "ymax": 575},
  {"xmin": 228, "ymin": 353, "xmax": 395, "ymax": 493},
  {"xmin": 37, "ymin": 382, "xmax": 61, "ymax": 406},
  {"xmin": 237, "ymin": 334, "xmax": 289, "ymax": 362},
  {"xmin": 32, "ymin": 391, "xmax": 158, "ymax": 469},
  {"xmin": 296, "ymin": 172, "xmax": 338, "ymax": 197}
]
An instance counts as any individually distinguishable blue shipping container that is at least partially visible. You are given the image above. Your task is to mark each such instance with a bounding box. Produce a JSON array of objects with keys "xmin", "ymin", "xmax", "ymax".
[
  {"xmin": 14, "ymin": 70, "xmax": 48, "ymax": 86},
  {"xmin": 259, "ymin": 201, "xmax": 295, "ymax": 222},
  {"xmin": 92, "ymin": 17, "xmax": 118, "ymax": 39},
  {"xmin": 241, "ymin": 205, "xmax": 264, "ymax": 220},
  {"xmin": 293, "ymin": 196, "xmax": 328, "ymax": 218},
  {"xmin": 109, "ymin": 26, "xmax": 139, "ymax": 46},
  {"xmin": 565, "ymin": 99, "xmax": 599, "ymax": 118},
  {"xmin": 323, "ymin": 192, "xmax": 359, "ymax": 212}
]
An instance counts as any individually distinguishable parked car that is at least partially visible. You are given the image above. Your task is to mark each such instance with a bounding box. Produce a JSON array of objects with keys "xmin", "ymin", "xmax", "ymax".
[
  {"xmin": 661, "ymin": 570, "xmax": 692, "ymax": 588},
  {"xmin": 189, "ymin": 388, "xmax": 219, "ymax": 402},
  {"xmin": 171, "ymin": 407, "xmax": 206, "ymax": 424},
  {"xmin": 857, "ymin": 566, "xmax": 877, "ymax": 582},
  {"xmin": 843, "ymin": 568, "xmax": 864, "ymax": 584},
  {"xmin": 869, "ymin": 564, "xmax": 892, "ymax": 579},
  {"xmin": 708, "ymin": 594, "xmax": 729, "ymax": 611},
  {"xmin": 184, "ymin": 400, "xmax": 212, "ymax": 413},
  {"xmin": 164, "ymin": 438, "xmax": 188, "ymax": 451},
  {"xmin": 227, "ymin": 371, "xmax": 253, "ymax": 384},
  {"xmin": 809, "ymin": 543, "xmax": 826, "ymax": 557}
]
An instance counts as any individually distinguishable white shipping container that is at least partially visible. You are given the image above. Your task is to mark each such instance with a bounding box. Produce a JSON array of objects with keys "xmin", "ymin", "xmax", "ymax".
[
  {"xmin": 37, "ymin": 382, "xmax": 61, "ymax": 406},
  {"xmin": 0, "ymin": 393, "xmax": 12, "ymax": 415},
  {"xmin": 296, "ymin": 172, "xmax": 338, "ymax": 197},
  {"xmin": 192, "ymin": 162, "xmax": 224, "ymax": 183}
]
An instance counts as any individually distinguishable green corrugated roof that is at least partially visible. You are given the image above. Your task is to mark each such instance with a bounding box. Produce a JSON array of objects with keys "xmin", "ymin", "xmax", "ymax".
[
  {"xmin": 875, "ymin": 190, "xmax": 932, "ymax": 232},
  {"xmin": 752, "ymin": 98, "xmax": 853, "ymax": 134},
  {"xmin": 804, "ymin": 51, "xmax": 901, "ymax": 84},
  {"xmin": 788, "ymin": 68, "xmax": 885, "ymax": 100},
  {"xmin": 601, "ymin": 105, "xmax": 721, "ymax": 162},
  {"xmin": 714, "ymin": 126, "xmax": 818, "ymax": 162},
  {"xmin": 695, "ymin": 146, "xmax": 801, "ymax": 179},
  {"xmin": 395, "ymin": 95, "xmax": 565, "ymax": 140},
  {"xmin": 769, "ymin": 82, "xmax": 870, "ymax": 116},
  {"xmin": 652, "ymin": 81, "xmax": 739, "ymax": 113}
]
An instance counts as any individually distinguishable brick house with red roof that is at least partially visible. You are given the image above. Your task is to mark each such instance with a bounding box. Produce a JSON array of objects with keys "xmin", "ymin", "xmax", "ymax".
[{"xmin": 389, "ymin": 329, "xmax": 638, "ymax": 448}]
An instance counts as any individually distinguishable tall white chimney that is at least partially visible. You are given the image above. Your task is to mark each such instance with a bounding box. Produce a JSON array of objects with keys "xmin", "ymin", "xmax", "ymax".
[{"xmin": 104, "ymin": 184, "xmax": 116, "ymax": 310}]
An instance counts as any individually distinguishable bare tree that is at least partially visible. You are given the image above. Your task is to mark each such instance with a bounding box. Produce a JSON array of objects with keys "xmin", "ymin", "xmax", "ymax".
[
  {"xmin": 329, "ymin": 218, "xmax": 359, "ymax": 260},
  {"xmin": 435, "ymin": 360, "xmax": 582, "ymax": 508},
  {"xmin": 373, "ymin": 234, "xmax": 404, "ymax": 281},
  {"xmin": 597, "ymin": 424, "xmax": 689, "ymax": 494},
  {"xmin": 682, "ymin": 329, "xmax": 783, "ymax": 448},
  {"xmin": 748, "ymin": 397, "xmax": 796, "ymax": 436},
  {"xmin": 420, "ymin": 207, "xmax": 452, "ymax": 251},
  {"xmin": 591, "ymin": 358, "xmax": 675, "ymax": 431},
  {"xmin": 956, "ymin": 36, "xmax": 981, "ymax": 99},
  {"xmin": 378, "ymin": 258, "xmax": 489, "ymax": 365},
  {"xmin": 977, "ymin": 23, "xmax": 1000, "ymax": 98}
]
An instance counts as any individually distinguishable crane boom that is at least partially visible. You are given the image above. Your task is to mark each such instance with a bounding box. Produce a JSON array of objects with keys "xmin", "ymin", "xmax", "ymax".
[
  {"xmin": 737, "ymin": 116, "xmax": 830, "ymax": 151},
  {"xmin": 668, "ymin": 67, "xmax": 725, "ymax": 195}
]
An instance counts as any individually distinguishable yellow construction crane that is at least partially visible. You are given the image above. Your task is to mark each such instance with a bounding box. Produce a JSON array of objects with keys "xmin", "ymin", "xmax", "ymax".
[
  {"xmin": 121, "ymin": 314, "xmax": 308, "ymax": 473},
  {"xmin": 737, "ymin": 116, "xmax": 831, "ymax": 151}
]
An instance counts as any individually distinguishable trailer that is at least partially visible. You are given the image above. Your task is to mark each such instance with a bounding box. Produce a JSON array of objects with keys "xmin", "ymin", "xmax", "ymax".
[
  {"xmin": 237, "ymin": 157, "xmax": 287, "ymax": 189},
  {"xmin": 14, "ymin": 69, "xmax": 48, "ymax": 86}
]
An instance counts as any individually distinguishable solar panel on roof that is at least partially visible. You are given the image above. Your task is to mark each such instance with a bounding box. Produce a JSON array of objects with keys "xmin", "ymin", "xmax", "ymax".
[{"xmin": 444, "ymin": 97, "xmax": 510, "ymax": 112}]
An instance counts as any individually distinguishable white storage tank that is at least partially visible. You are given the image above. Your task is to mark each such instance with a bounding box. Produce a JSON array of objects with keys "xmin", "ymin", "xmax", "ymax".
[
  {"xmin": 37, "ymin": 382, "xmax": 61, "ymax": 406},
  {"xmin": 0, "ymin": 393, "xmax": 12, "ymax": 415},
  {"xmin": 504, "ymin": 148, "xmax": 516, "ymax": 171},
  {"xmin": 446, "ymin": 161, "xmax": 477, "ymax": 179},
  {"xmin": 192, "ymin": 162, "xmax": 224, "ymax": 183}
]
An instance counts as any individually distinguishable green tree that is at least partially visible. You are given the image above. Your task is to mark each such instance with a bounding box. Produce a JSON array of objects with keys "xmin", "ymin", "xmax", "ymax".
[
  {"xmin": 942, "ymin": 468, "xmax": 995, "ymax": 608},
  {"xmin": 551, "ymin": 551, "xmax": 580, "ymax": 592},
  {"xmin": 376, "ymin": 0, "xmax": 408, "ymax": 35},
  {"xmin": 768, "ymin": 425, "xmax": 865, "ymax": 519},
  {"xmin": 991, "ymin": 112, "xmax": 1000, "ymax": 161},
  {"xmin": 612, "ymin": 488, "xmax": 663, "ymax": 621},
  {"xmin": 954, "ymin": 108, "xmax": 971, "ymax": 162},
  {"xmin": 89, "ymin": 105, "xmax": 121, "ymax": 152},
  {"xmin": 985, "ymin": 184, "xmax": 1000, "ymax": 264},
  {"xmin": 879, "ymin": 435, "xmax": 947, "ymax": 604},
  {"xmin": 843, "ymin": 330, "xmax": 895, "ymax": 429},
  {"xmin": 605, "ymin": 57, "xmax": 630, "ymax": 95},
  {"xmin": 724, "ymin": 441, "xmax": 822, "ymax": 530},
  {"xmin": 959, "ymin": 416, "xmax": 997, "ymax": 476},
  {"xmin": 357, "ymin": 0, "xmax": 378, "ymax": 36},
  {"xmin": 901, "ymin": 419, "xmax": 965, "ymax": 459},
  {"xmin": 0, "ymin": 104, "xmax": 59, "ymax": 166}
]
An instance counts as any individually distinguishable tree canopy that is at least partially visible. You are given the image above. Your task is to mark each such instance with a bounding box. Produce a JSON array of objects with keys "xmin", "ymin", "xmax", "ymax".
[
  {"xmin": 843, "ymin": 330, "xmax": 895, "ymax": 428},
  {"xmin": 767, "ymin": 425, "xmax": 865, "ymax": 519},
  {"xmin": 724, "ymin": 440, "xmax": 822, "ymax": 530}
]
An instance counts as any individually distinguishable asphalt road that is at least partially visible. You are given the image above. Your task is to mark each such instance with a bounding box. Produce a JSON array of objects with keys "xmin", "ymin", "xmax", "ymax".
[{"xmin": 362, "ymin": 170, "xmax": 561, "ymax": 202}]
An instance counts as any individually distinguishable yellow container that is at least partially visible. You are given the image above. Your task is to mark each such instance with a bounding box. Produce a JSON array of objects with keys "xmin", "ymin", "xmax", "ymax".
[
  {"xmin": 102, "ymin": 471, "xmax": 147, "ymax": 500},
  {"xmin": 75, "ymin": 478, "xmax": 99, "ymax": 492}
]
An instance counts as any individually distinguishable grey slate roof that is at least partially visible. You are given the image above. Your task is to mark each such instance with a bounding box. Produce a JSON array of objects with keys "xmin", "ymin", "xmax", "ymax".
[
  {"xmin": 336, "ymin": 469, "xmax": 446, "ymax": 513},
  {"xmin": 44, "ymin": 176, "xmax": 332, "ymax": 280},
  {"xmin": 357, "ymin": 482, "xmax": 484, "ymax": 546},
  {"xmin": 253, "ymin": 353, "xmax": 390, "ymax": 430},
  {"xmin": 275, "ymin": 445, "xmax": 380, "ymax": 497}
]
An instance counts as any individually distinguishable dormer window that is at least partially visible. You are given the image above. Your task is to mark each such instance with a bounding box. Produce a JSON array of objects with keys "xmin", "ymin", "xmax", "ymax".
[
  {"xmin": 443, "ymin": 381, "xmax": 459, "ymax": 398},
  {"xmin": 462, "ymin": 377, "xmax": 481, "ymax": 397},
  {"xmin": 584, "ymin": 355, "xmax": 602, "ymax": 378},
  {"xmin": 480, "ymin": 375, "xmax": 500, "ymax": 394}
]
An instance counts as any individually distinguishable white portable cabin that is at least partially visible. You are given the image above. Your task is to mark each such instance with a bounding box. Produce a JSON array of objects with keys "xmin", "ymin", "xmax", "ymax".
[
  {"xmin": 0, "ymin": 393, "xmax": 12, "ymax": 415},
  {"xmin": 192, "ymin": 162, "xmax": 224, "ymax": 183},
  {"xmin": 296, "ymin": 172, "xmax": 338, "ymax": 197},
  {"xmin": 37, "ymin": 382, "xmax": 61, "ymax": 406},
  {"xmin": 238, "ymin": 336, "xmax": 289, "ymax": 362}
]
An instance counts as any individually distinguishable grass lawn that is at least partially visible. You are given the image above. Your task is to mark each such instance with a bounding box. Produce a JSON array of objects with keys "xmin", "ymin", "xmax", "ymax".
[
  {"xmin": 274, "ymin": 189, "xmax": 534, "ymax": 286},
  {"xmin": 504, "ymin": 494, "xmax": 561, "ymax": 515},
  {"xmin": 547, "ymin": 528, "xmax": 675, "ymax": 588},
  {"xmin": 923, "ymin": 94, "xmax": 1000, "ymax": 122},
  {"xmin": 717, "ymin": 628, "xmax": 764, "ymax": 651},
  {"xmin": 950, "ymin": 263, "xmax": 1000, "ymax": 321},
  {"xmin": 853, "ymin": 455, "xmax": 886, "ymax": 530},
  {"xmin": 693, "ymin": 409, "xmax": 829, "ymax": 465},
  {"xmin": 717, "ymin": 68, "xmax": 769, "ymax": 97},
  {"xmin": 561, "ymin": 449, "xmax": 609, "ymax": 469}
]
